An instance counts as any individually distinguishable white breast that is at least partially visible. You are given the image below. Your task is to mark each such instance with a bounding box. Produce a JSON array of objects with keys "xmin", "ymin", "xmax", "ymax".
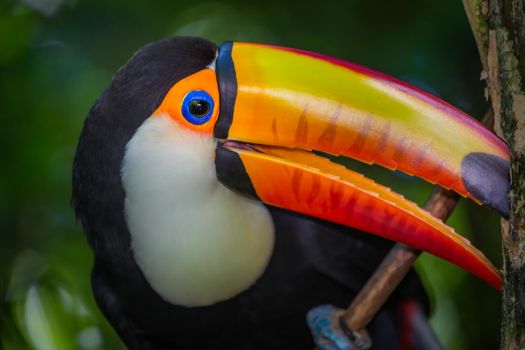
[{"xmin": 121, "ymin": 115, "xmax": 275, "ymax": 307}]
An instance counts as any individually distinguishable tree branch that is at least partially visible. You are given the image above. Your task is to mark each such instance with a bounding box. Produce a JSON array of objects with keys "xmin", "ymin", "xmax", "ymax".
[
  {"xmin": 341, "ymin": 110, "xmax": 494, "ymax": 339},
  {"xmin": 463, "ymin": 1, "xmax": 525, "ymax": 348},
  {"xmin": 343, "ymin": 188, "xmax": 459, "ymax": 331},
  {"xmin": 463, "ymin": 0, "xmax": 491, "ymax": 72}
]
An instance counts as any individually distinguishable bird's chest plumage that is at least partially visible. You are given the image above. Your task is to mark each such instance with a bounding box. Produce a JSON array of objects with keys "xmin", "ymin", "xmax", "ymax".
[
  {"xmin": 95, "ymin": 206, "xmax": 413, "ymax": 350},
  {"xmin": 121, "ymin": 115, "xmax": 275, "ymax": 307}
]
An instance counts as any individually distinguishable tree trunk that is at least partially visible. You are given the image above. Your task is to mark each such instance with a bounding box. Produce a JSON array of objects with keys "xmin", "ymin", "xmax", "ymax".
[{"xmin": 464, "ymin": 1, "xmax": 525, "ymax": 349}]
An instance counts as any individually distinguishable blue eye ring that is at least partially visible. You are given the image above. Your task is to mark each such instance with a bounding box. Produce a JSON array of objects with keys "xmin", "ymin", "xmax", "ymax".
[{"xmin": 181, "ymin": 90, "xmax": 214, "ymax": 125}]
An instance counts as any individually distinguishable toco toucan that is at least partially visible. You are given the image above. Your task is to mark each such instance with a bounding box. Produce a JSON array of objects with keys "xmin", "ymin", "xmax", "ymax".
[{"xmin": 73, "ymin": 37, "xmax": 509, "ymax": 349}]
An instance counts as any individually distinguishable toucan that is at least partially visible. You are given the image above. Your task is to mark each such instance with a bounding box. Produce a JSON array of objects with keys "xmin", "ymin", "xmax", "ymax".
[{"xmin": 72, "ymin": 36, "xmax": 509, "ymax": 350}]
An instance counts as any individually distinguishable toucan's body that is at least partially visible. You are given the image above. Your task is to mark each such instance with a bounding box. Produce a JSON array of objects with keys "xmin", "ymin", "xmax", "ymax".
[
  {"xmin": 90, "ymin": 207, "xmax": 425, "ymax": 349},
  {"xmin": 73, "ymin": 37, "xmax": 509, "ymax": 349}
]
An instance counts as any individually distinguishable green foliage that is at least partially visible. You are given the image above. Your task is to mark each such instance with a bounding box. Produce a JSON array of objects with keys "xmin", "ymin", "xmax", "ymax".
[{"xmin": 0, "ymin": 0, "xmax": 501, "ymax": 349}]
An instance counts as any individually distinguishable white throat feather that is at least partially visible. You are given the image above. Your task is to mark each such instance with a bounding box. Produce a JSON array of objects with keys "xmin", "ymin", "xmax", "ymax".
[{"xmin": 121, "ymin": 115, "xmax": 275, "ymax": 307}]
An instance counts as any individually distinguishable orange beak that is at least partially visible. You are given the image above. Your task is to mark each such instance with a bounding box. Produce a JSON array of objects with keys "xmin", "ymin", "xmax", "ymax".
[{"xmin": 214, "ymin": 41, "xmax": 509, "ymax": 289}]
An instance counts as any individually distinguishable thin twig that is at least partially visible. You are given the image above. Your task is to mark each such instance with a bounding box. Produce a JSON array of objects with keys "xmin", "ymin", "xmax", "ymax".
[
  {"xmin": 343, "ymin": 110, "xmax": 494, "ymax": 334},
  {"xmin": 343, "ymin": 188, "xmax": 459, "ymax": 331}
]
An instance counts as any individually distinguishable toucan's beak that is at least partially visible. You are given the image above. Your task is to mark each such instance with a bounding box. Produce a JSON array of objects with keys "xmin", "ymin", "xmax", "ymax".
[{"xmin": 213, "ymin": 41, "xmax": 509, "ymax": 289}]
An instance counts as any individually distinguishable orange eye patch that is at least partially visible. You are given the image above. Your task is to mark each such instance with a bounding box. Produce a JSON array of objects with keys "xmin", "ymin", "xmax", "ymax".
[{"xmin": 154, "ymin": 68, "xmax": 220, "ymax": 135}]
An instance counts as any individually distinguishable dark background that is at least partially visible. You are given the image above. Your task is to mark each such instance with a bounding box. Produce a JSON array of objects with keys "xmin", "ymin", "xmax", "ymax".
[{"xmin": 0, "ymin": 0, "xmax": 502, "ymax": 349}]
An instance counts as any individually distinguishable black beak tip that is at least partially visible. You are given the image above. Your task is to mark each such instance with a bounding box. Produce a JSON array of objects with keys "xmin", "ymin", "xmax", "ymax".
[{"xmin": 461, "ymin": 152, "xmax": 510, "ymax": 218}]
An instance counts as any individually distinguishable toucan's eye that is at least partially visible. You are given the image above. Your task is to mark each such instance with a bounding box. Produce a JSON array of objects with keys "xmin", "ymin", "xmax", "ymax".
[
  {"xmin": 189, "ymin": 100, "xmax": 210, "ymax": 116},
  {"xmin": 154, "ymin": 69, "xmax": 219, "ymax": 134},
  {"xmin": 181, "ymin": 90, "xmax": 214, "ymax": 125}
]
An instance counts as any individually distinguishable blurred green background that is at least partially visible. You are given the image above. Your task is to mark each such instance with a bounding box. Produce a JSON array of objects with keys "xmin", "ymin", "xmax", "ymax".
[{"xmin": 0, "ymin": 0, "xmax": 502, "ymax": 349}]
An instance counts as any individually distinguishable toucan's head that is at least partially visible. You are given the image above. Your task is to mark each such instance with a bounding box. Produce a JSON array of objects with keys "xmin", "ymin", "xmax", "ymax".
[{"xmin": 73, "ymin": 36, "xmax": 509, "ymax": 307}]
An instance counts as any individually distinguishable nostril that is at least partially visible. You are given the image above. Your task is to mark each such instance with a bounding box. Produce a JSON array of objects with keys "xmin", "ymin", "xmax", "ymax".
[{"xmin": 461, "ymin": 152, "xmax": 510, "ymax": 218}]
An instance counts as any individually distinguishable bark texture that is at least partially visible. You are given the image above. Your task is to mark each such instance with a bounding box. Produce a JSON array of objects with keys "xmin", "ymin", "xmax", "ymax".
[{"xmin": 464, "ymin": 1, "xmax": 525, "ymax": 348}]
